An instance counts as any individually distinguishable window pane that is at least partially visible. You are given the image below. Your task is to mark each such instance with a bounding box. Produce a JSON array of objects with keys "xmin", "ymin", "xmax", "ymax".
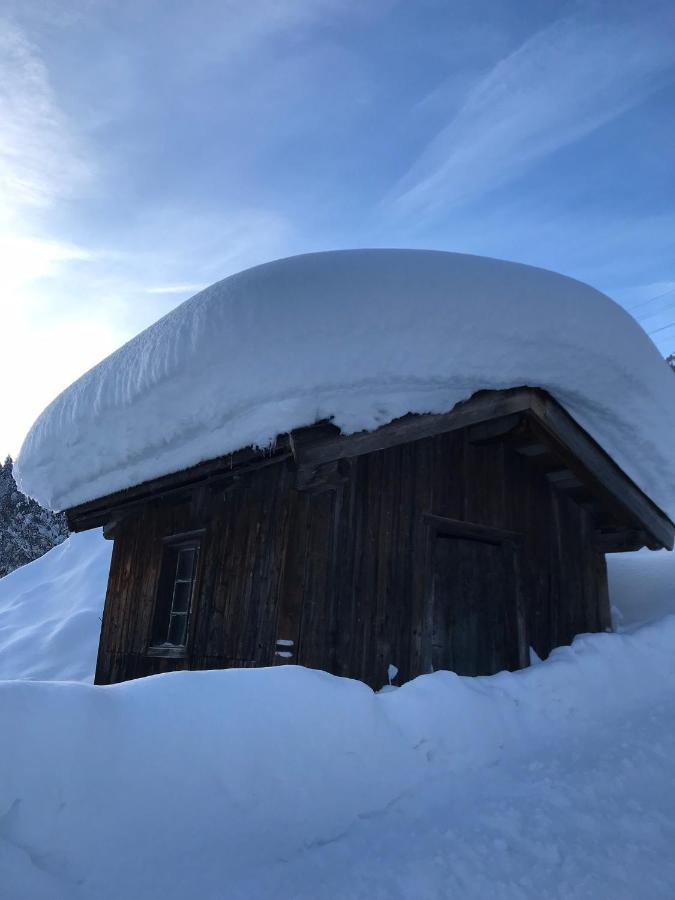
[
  {"xmin": 171, "ymin": 579, "xmax": 191, "ymax": 613},
  {"xmin": 175, "ymin": 548, "xmax": 195, "ymax": 582},
  {"xmin": 168, "ymin": 612, "xmax": 188, "ymax": 646},
  {"xmin": 150, "ymin": 536, "xmax": 201, "ymax": 652}
]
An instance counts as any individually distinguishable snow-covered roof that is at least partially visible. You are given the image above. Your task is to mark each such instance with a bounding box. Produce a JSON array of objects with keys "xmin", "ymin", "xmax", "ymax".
[{"xmin": 15, "ymin": 250, "xmax": 675, "ymax": 518}]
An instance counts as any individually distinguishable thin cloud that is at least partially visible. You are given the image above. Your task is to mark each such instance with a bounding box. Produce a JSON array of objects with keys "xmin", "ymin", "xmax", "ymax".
[
  {"xmin": 0, "ymin": 18, "xmax": 91, "ymax": 219},
  {"xmin": 145, "ymin": 283, "xmax": 206, "ymax": 295},
  {"xmin": 386, "ymin": 10, "xmax": 675, "ymax": 220}
]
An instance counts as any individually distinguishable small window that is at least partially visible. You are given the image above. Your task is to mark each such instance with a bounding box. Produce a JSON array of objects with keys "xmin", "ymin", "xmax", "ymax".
[{"xmin": 148, "ymin": 535, "xmax": 201, "ymax": 657}]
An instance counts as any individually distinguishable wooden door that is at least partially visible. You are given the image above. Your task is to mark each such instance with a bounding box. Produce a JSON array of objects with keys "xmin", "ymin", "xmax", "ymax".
[{"xmin": 430, "ymin": 527, "xmax": 523, "ymax": 676}]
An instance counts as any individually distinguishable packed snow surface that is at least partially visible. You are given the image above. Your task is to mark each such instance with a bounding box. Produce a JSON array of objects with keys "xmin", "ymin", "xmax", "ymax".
[
  {"xmin": 2, "ymin": 522, "xmax": 675, "ymax": 896},
  {"xmin": 0, "ymin": 530, "xmax": 111, "ymax": 682},
  {"xmin": 3, "ymin": 619, "xmax": 675, "ymax": 899},
  {"xmin": 15, "ymin": 250, "xmax": 675, "ymax": 514},
  {"xmin": 609, "ymin": 547, "xmax": 675, "ymax": 629}
]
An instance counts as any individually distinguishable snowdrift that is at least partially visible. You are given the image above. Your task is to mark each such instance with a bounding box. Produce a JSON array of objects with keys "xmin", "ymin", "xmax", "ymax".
[
  {"xmin": 0, "ymin": 530, "xmax": 111, "ymax": 682},
  {"xmin": 609, "ymin": 547, "xmax": 675, "ymax": 628},
  {"xmin": 15, "ymin": 250, "xmax": 675, "ymax": 518},
  {"xmin": 3, "ymin": 620, "xmax": 675, "ymax": 899},
  {"xmin": 2, "ymin": 518, "xmax": 675, "ymax": 895}
]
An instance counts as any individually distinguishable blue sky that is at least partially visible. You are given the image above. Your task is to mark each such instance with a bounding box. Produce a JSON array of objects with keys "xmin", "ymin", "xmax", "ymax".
[{"xmin": 2, "ymin": 0, "xmax": 675, "ymax": 455}]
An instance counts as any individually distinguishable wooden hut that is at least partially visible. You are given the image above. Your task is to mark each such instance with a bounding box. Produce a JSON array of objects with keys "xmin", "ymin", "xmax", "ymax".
[
  {"xmin": 67, "ymin": 386, "xmax": 673, "ymax": 688},
  {"xmin": 17, "ymin": 251, "xmax": 675, "ymax": 689}
]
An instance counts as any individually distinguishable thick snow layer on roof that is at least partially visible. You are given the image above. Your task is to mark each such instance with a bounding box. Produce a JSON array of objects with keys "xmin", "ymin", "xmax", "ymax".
[{"xmin": 15, "ymin": 249, "xmax": 675, "ymax": 514}]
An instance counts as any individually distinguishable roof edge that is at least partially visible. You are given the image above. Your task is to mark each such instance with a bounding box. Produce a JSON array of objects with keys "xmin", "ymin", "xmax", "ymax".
[{"xmin": 66, "ymin": 387, "xmax": 674, "ymax": 550}]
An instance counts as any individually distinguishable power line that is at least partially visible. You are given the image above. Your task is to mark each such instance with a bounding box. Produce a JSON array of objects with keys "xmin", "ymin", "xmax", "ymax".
[
  {"xmin": 636, "ymin": 298, "xmax": 675, "ymax": 324},
  {"xmin": 628, "ymin": 284, "xmax": 675, "ymax": 313},
  {"xmin": 647, "ymin": 320, "xmax": 675, "ymax": 337}
]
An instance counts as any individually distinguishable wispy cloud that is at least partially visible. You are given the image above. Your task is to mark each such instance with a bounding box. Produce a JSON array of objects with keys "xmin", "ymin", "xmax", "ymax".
[
  {"xmin": 145, "ymin": 283, "xmax": 206, "ymax": 295},
  {"xmin": 386, "ymin": 8, "xmax": 675, "ymax": 219},
  {"xmin": 0, "ymin": 16, "xmax": 98, "ymax": 455},
  {"xmin": 0, "ymin": 18, "xmax": 90, "ymax": 219},
  {"xmin": 0, "ymin": 16, "xmax": 92, "ymax": 310}
]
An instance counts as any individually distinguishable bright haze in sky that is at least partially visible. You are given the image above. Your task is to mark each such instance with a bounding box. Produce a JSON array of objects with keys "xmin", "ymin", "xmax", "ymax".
[{"xmin": 1, "ymin": 0, "xmax": 674, "ymax": 458}]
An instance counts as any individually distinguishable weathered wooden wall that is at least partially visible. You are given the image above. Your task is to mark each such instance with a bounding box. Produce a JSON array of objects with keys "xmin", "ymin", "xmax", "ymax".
[{"xmin": 95, "ymin": 427, "xmax": 610, "ymax": 688}]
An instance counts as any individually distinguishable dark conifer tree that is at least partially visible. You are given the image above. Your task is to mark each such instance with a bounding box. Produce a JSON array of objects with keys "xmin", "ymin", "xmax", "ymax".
[{"xmin": 0, "ymin": 456, "xmax": 69, "ymax": 578}]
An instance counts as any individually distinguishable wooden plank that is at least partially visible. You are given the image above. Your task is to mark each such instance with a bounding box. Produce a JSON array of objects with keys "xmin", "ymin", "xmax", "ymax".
[
  {"xmin": 594, "ymin": 529, "xmax": 649, "ymax": 553},
  {"xmin": 528, "ymin": 392, "xmax": 674, "ymax": 549},
  {"xmin": 274, "ymin": 489, "xmax": 310, "ymax": 665},
  {"xmin": 67, "ymin": 439, "xmax": 293, "ymax": 531},
  {"xmin": 545, "ymin": 470, "xmax": 585, "ymax": 490},
  {"xmin": 466, "ymin": 413, "xmax": 524, "ymax": 445},
  {"xmin": 514, "ymin": 442, "xmax": 548, "ymax": 457},
  {"xmin": 509, "ymin": 544, "xmax": 530, "ymax": 669},
  {"xmin": 423, "ymin": 513, "xmax": 523, "ymax": 546},
  {"xmin": 290, "ymin": 390, "xmax": 534, "ymax": 469}
]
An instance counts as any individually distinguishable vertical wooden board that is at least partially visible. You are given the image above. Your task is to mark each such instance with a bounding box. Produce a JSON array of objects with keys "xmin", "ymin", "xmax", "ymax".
[
  {"xmin": 188, "ymin": 512, "xmax": 219, "ymax": 666},
  {"xmin": 462, "ymin": 437, "xmax": 505, "ymax": 528},
  {"xmin": 216, "ymin": 482, "xmax": 261, "ymax": 665},
  {"xmin": 294, "ymin": 489, "xmax": 337, "ymax": 672},
  {"xmin": 258, "ymin": 464, "xmax": 296, "ymax": 664},
  {"xmin": 332, "ymin": 457, "xmax": 363, "ymax": 679},
  {"xmin": 211, "ymin": 467, "xmax": 277, "ymax": 667},
  {"xmin": 339, "ymin": 450, "xmax": 375, "ymax": 684},
  {"xmin": 347, "ymin": 450, "xmax": 380, "ymax": 684},
  {"xmin": 371, "ymin": 443, "xmax": 399, "ymax": 687},
  {"xmin": 569, "ymin": 500, "xmax": 593, "ymax": 636},
  {"xmin": 94, "ymin": 534, "xmax": 125, "ymax": 682},
  {"xmin": 383, "ymin": 440, "xmax": 418, "ymax": 684},
  {"xmin": 197, "ymin": 461, "xmax": 293, "ymax": 670},
  {"xmin": 553, "ymin": 491, "xmax": 584, "ymax": 650},
  {"xmin": 531, "ymin": 477, "xmax": 556, "ymax": 658},
  {"xmin": 276, "ymin": 488, "xmax": 311, "ymax": 665},
  {"xmin": 429, "ymin": 430, "xmax": 465, "ymax": 518},
  {"xmin": 409, "ymin": 435, "xmax": 438, "ymax": 678},
  {"xmin": 197, "ymin": 499, "xmax": 229, "ymax": 662},
  {"xmin": 95, "ymin": 510, "xmax": 145, "ymax": 683},
  {"xmin": 430, "ymin": 535, "xmax": 518, "ymax": 676},
  {"xmin": 500, "ymin": 444, "xmax": 540, "ymax": 656}
]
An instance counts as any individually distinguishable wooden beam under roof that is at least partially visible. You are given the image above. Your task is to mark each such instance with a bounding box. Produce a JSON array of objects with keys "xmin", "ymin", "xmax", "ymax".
[
  {"xmin": 67, "ymin": 386, "xmax": 675, "ymax": 550},
  {"xmin": 289, "ymin": 388, "xmax": 674, "ymax": 550}
]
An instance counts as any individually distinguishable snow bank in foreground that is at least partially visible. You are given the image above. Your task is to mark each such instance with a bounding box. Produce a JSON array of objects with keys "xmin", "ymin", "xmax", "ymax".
[
  {"xmin": 2, "ymin": 620, "xmax": 675, "ymax": 899},
  {"xmin": 0, "ymin": 530, "xmax": 110, "ymax": 682},
  {"xmin": 15, "ymin": 250, "xmax": 675, "ymax": 517}
]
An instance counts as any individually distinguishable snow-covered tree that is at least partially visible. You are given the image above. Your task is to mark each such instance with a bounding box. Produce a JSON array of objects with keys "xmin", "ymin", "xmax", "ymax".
[{"xmin": 0, "ymin": 456, "xmax": 69, "ymax": 578}]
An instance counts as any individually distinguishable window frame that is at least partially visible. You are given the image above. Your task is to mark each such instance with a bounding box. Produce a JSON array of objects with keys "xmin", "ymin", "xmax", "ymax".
[{"xmin": 147, "ymin": 530, "xmax": 204, "ymax": 659}]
